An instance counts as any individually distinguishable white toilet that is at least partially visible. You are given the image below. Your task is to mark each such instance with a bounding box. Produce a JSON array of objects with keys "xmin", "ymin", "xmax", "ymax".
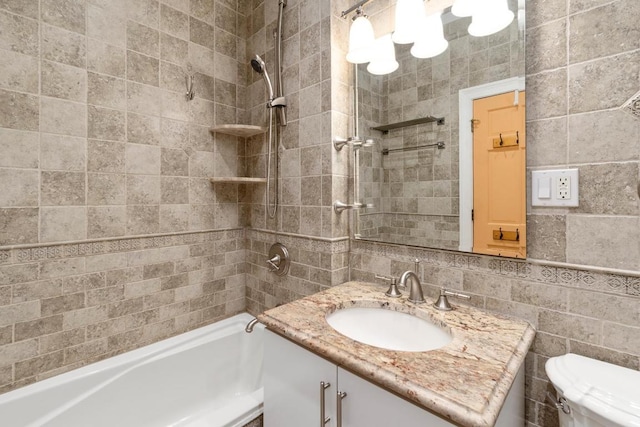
[{"xmin": 546, "ymin": 353, "xmax": 640, "ymax": 427}]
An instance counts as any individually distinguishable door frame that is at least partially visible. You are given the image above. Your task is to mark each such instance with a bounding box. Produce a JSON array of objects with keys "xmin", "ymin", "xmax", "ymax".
[{"xmin": 458, "ymin": 77, "xmax": 525, "ymax": 252}]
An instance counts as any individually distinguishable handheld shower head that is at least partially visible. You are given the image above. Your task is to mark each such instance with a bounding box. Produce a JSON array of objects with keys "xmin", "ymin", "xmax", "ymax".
[{"xmin": 251, "ymin": 55, "xmax": 274, "ymax": 100}]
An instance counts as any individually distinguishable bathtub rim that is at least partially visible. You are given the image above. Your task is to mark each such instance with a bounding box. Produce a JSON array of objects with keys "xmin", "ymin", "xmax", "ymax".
[{"xmin": 0, "ymin": 312, "xmax": 264, "ymax": 406}]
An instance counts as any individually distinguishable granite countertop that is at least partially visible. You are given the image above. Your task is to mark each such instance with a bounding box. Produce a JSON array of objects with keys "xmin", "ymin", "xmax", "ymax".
[{"xmin": 257, "ymin": 281, "xmax": 536, "ymax": 427}]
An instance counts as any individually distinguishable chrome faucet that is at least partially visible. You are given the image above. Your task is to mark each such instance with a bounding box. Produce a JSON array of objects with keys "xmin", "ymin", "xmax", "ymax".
[{"xmin": 398, "ymin": 271, "xmax": 425, "ymax": 304}]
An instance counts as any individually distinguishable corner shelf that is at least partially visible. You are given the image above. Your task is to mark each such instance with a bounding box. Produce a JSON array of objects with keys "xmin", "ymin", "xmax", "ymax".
[
  {"xmin": 209, "ymin": 177, "xmax": 267, "ymax": 184},
  {"xmin": 370, "ymin": 116, "xmax": 445, "ymax": 134},
  {"xmin": 209, "ymin": 124, "xmax": 268, "ymax": 138}
]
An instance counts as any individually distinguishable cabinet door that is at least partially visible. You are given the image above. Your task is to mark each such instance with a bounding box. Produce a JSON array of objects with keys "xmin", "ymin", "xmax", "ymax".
[
  {"xmin": 264, "ymin": 330, "xmax": 338, "ymax": 427},
  {"xmin": 338, "ymin": 367, "xmax": 454, "ymax": 427}
]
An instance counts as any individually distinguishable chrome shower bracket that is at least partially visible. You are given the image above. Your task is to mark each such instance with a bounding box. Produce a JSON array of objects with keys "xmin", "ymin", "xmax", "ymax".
[
  {"xmin": 185, "ymin": 75, "xmax": 195, "ymax": 101},
  {"xmin": 333, "ymin": 136, "xmax": 374, "ymax": 151},
  {"xmin": 267, "ymin": 242, "xmax": 290, "ymax": 276},
  {"xmin": 334, "ymin": 201, "xmax": 370, "ymax": 214}
]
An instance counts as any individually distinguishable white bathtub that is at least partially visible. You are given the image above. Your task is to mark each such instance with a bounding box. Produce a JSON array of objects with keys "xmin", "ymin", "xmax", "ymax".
[{"xmin": 0, "ymin": 313, "xmax": 264, "ymax": 427}]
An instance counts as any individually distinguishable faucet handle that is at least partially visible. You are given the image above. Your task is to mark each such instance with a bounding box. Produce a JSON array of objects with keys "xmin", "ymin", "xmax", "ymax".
[
  {"xmin": 375, "ymin": 275, "xmax": 402, "ymax": 298},
  {"xmin": 433, "ymin": 288, "xmax": 471, "ymax": 311}
]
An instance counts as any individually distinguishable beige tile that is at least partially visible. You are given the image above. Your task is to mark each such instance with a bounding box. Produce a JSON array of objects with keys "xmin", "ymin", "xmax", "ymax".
[
  {"xmin": 189, "ymin": 17, "xmax": 215, "ymax": 50},
  {"xmin": 127, "ymin": 50, "xmax": 159, "ymax": 86},
  {"xmin": 566, "ymin": 215, "xmax": 640, "ymax": 271},
  {"xmin": 40, "ymin": 207, "xmax": 87, "ymax": 242},
  {"xmin": 127, "ymin": 81, "xmax": 162, "ymax": 116},
  {"xmin": 526, "ymin": 214, "xmax": 567, "ymax": 262},
  {"xmin": 160, "ymin": 4, "xmax": 189, "ymax": 40},
  {"xmin": 160, "ymin": 90, "xmax": 190, "ymax": 121},
  {"xmin": 40, "ymin": 97, "xmax": 86, "ymax": 137},
  {"xmin": 15, "ymin": 351, "xmax": 65, "ymax": 380},
  {"xmin": 569, "ymin": 1, "xmax": 639, "ymax": 64},
  {"xmin": 87, "ymin": 173, "xmax": 125, "ymax": 205},
  {"xmin": 87, "ymin": 206, "xmax": 126, "ymax": 238},
  {"xmin": 41, "ymin": 24, "xmax": 86, "ymax": 68},
  {"xmin": 569, "ymin": 340, "xmax": 639, "ymax": 370},
  {"xmin": 0, "ymin": 168, "xmax": 39, "ymax": 207},
  {"xmin": 126, "ymin": 143, "xmax": 161, "ymax": 174},
  {"xmin": 126, "ymin": 205, "xmax": 159, "ymax": 234},
  {"xmin": 41, "ymin": 134, "xmax": 86, "ymax": 171},
  {"xmin": 0, "ymin": 89, "xmax": 39, "ymax": 131},
  {"xmin": 568, "ymin": 110, "xmax": 639, "ymax": 163},
  {"xmin": 577, "ymin": 163, "xmax": 639, "ymax": 215},
  {"xmin": 41, "ymin": 171, "xmax": 86, "ymax": 206},
  {"xmin": 602, "ymin": 323, "xmax": 640, "ymax": 355},
  {"xmin": 15, "ymin": 315, "xmax": 63, "ymax": 342},
  {"xmin": 41, "ymin": 0, "xmax": 86, "ymax": 35},
  {"xmin": 160, "ymin": 177, "xmax": 189, "ymax": 204},
  {"xmin": 0, "ymin": 208, "xmax": 38, "ymax": 245},
  {"xmin": 127, "ymin": 174, "xmax": 160, "ymax": 204},
  {"xmin": 526, "ymin": 19, "xmax": 566, "ymax": 75},
  {"xmin": 0, "ymin": 50, "xmax": 39, "ymax": 93},
  {"xmin": 87, "ymin": 4, "xmax": 126, "ymax": 47},
  {"xmin": 88, "ymin": 106, "xmax": 126, "ymax": 141},
  {"xmin": 539, "ymin": 309, "xmax": 601, "ymax": 344},
  {"xmin": 160, "ymin": 33, "xmax": 188, "ymax": 64},
  {"xmin": 0, "ymin": 128, "xmax": 39, "ymax": 169},
  {"xmin": 569, "ymin": 288, "xmax": 638, "ymax": 326},
  {"xmin": 87, "ymin": 39, "xmax": 126, "ymax": 78},
  {"xmin": 159, "ymin": 60, "xmax": 185, "ymax": 92},
  {"xmin": 88, "ymin": 72, "xmax": 126, "ymax": 110},
  {"xmin": 127, "ymin": 20, "xmax": 159, "ymax": 58},
  {"xmin": 0, "ymin": 0, "xmax": 39, "ymax": 19},
  {"xmin": 128, "ymin": 0, "xmax": 159, "ymax": 29},
  {"xmin": 0, "ymin": 10, "xmax": 39, "ymax": 56},
  {"xmin": 189, "ymin": 0, "xmax": 214, "ymax": 25},
  {"xmin": 569, "ymin": 51, "xmax": 640, "ymax": 113},
  {"xmin": 127, "ymin": 112, "xmax": 161, "ymax": 145},
  {"xmin": 88, "ymin": 139, "xmax": 126, "ymax": 173},
  {"xmin": 160, "ymin": 204, "xmax": 189, "ymax": 231}
]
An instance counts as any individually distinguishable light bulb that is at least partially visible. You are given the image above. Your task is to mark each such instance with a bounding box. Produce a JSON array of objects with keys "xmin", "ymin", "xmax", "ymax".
[
  {"xmin": 451, "ymin": 0, "xmax": 475, "ymax": 17},
  {"xmin": 346, "ymin": 13, "xmax": 375, "ymax": 64},
  {"xmin": 367, "ymin": 34, "xmax": 399, "ymax": 75},
  {"xmin": 411, "ymin": 11, "xmax": 448, "ymax": 59},
  {"xmin": 468, "ymin": 0, "xmax": 514, "ymax": 37},
  {"xmin": 392, "ymin": 0, "xmax": 424, "ymax": 44}
]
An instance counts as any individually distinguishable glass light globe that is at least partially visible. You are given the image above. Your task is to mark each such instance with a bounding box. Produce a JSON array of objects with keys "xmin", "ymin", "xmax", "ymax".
[
  {"xmin": 451, "ymin": 0, "xmax": 475, "ymax": 17},
  {"xmin": 411, "ymin": 12, "xmax": 449, "ymax": 59},
  {"xmin": 367, "ymin": 34, "xmax": 399, "ymax": 75},
  {"xmin": 392, "ymin": 0, "xmax": 424, "ymax": 44},
  {"xmin": 346, "ymin": 14, "xmax": 375, "ymax": 64},
  {"xmin": 468, "ymin": 0, "xmax": 514, "ymax": 37}
]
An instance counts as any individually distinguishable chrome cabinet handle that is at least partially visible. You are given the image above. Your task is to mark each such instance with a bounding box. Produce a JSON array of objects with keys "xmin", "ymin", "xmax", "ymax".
[
  {"xmin": 336, "ymin": 391, "xmax": 347, "ymax": 427},
  {"xmin": 320, "ymin": 381, "xmax": 331, "ymax": 425}
]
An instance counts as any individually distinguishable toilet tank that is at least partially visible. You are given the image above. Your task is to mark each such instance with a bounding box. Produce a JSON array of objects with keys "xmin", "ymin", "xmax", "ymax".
[{"xmin": 545, "ymin": 353, "xmax": 640, "ymax": 427}]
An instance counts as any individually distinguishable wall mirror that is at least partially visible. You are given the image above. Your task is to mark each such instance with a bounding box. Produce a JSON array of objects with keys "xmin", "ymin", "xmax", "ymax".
[{"xmin": 354, "ymin": 0, "xmax": 526, "ymax": 258}]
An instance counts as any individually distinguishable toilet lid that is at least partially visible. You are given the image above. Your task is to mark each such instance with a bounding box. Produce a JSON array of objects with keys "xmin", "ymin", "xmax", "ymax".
[{"xmin": 545, "ymin": 353, "xmax": 640, "ymax": 427}]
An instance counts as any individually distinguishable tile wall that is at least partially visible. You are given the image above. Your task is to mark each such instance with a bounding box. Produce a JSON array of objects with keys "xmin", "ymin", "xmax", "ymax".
[{"xmin": 0, "ymin": 0, "xmax": 251, "ymax": 393}]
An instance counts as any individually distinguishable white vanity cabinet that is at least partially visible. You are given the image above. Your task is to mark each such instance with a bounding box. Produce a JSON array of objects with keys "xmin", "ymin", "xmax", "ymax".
[{"xmin": 264, "ymin": 330, "xmax": 451, "ymax": 427}]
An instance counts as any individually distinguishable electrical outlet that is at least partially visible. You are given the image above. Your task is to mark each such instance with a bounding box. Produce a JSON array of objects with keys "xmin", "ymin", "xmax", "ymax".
[
  {"xmin": 532, "ymin": 169, "xmax": 579, "ymax": 207},
  {"xmin": 557, "ymin": 176, "xmax": 570, "ymax": 199}
]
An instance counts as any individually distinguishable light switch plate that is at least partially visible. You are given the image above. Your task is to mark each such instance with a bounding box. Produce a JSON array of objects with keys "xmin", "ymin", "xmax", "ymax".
[{"xmin": 532, "ymin": 169, "xmax": 579, "ymax": 207}]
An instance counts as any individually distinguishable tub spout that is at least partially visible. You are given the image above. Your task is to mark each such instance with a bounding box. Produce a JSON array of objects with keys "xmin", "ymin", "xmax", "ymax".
[{"xmin": 245, "ymin": 318, "xmax": 259, "ymax": 333}]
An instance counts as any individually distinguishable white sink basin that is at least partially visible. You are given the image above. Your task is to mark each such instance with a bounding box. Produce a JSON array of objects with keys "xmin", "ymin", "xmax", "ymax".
[{"xmin": 326, "ymin": 307, "xmax": 452, "ymax": 352}]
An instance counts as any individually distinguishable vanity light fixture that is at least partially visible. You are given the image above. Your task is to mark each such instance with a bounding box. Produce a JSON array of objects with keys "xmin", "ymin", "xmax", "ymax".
[
  {"xmin": 367, "ymin": 34, "xmax": 399, "ymax": 75},
  {"xmin": 346, "ymin": 6, "xmax": 376, "ymax": 64},
  {"xmin": 391, "ymin": 0, "xmax": 424, "ymax": 44},
  {"xmin": 467, "ymin": 0, "xmax": 514, "ymax": 37},
  {"xmin": 450, "ymin": 0, "xmax": 475, "ymax": 17},
  {"xmin": 341, "ymin": 0, "xmax": 517, "ymax": 75},
  {"xmin": 411, "ymin": 11, "xmax": 448, "ymax": 59}
]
